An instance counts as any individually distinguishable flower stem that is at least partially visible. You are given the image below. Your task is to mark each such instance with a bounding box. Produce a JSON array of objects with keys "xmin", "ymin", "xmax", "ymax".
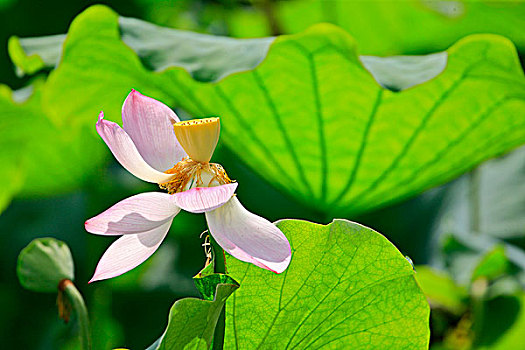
[
  {"xmin": 211, "ymin": 236, "xmax": 226, "ymax": 275},
  {"xmin": 209, "ymin": 235, "xmax": 226, "ymax": 350},
  {"xmin": 59, "ymin": 279, "xmax": 92, "ymax": 350},
  {"xmin": 469, "ymin": 167, "xmax": 481, "ymax": 233},
  {"xmin": 258, "ymin": 0, "xmax": 282, "ymax": 35}
]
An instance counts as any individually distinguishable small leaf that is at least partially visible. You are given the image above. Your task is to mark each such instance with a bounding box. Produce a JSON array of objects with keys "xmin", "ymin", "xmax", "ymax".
[
  {"xmin": 224, "ymin": 219, "xmax": 430, "ymax": 349},
  {"xmin": 194, "ymin": 269, "xmax": 239, "ymax": 301},
  {"xmin": 17, "ymin": 238, "xmax": 74, "ymax": 292},
  {"xmin": 415, "ymin": 265, "xmax": 468, "ymax": 315},
  {"xmin": 474, "ymin": 293, "xmax": 525, "ymax": 349},
  {"xmin": 157, "ymin": 282, "xmax": 238, "ymax": 350},
  {"xmin": 471, "ymin": 245, "xmax": 510, "ymax": 282}
]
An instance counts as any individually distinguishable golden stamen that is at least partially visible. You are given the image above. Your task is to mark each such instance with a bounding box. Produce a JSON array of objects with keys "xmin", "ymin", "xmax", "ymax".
[
  {"xmin": 159, "ymin": 158, "xmax": 233, "ymax": 194},
  {"xmin": 173, "ymin": 117, "xmax": 220, "ymax": 163}
]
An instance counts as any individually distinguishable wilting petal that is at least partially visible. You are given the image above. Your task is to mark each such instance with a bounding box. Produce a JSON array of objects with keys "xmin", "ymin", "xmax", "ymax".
[
  {"xmin": 89, "ymin": 221, "xmax": 172, "ymax": 282},
  {"xmin": 173, "ymin": 183, "xmax": 238, "ymax": 213},
  {"xmin": 205, "ymin": 196, "xmax": 291, "ymax": 273},
  {"xmin": 96, "ymin": 112, "xmax": 175, "ymax": 183},
  {"xmin": 122, "ymin": 90, "xmax": 186, "ymax": 171},
  {"xmin": 85, "ymin": 192, "xmax": 180, "ymax": 235}
]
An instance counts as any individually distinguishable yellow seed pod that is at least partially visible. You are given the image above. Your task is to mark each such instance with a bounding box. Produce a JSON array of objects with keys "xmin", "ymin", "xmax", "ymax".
[{"xmin": 173, "ymin": 118, "xmax": 220, "ymax": 163}]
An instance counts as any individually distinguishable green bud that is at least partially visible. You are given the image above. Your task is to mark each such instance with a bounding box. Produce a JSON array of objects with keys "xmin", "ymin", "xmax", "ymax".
[{"xmin": 17, "ymin": 238, "xmax": 74, "ymax": 292}]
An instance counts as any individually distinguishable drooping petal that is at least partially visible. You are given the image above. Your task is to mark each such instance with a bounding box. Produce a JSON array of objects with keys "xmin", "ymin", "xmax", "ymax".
[
  {"xmin": 85, "ymin": 192, "xmax": 180, "ymax": 235},
  {"xmin": 96, "ymin": 112, "xmax": 176, "ymax": 183},
  {"xmin": 173, "ymin": 183, "xmax": 238, "ymax": 213},
  {"xmin": 89, "ymin": 221, "xmax": 172, "ymax": 282},
  {"xmin": 122, "ymin": 90, "xmax": 186, "ymax": 171},
  {"xmin": 205, "ymin": 196, "xmax": 291, "ymax": 273}
]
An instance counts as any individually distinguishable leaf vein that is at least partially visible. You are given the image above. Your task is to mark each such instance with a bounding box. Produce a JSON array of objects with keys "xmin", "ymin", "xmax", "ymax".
[
  {"xmin": 348, "ymin": 51, "xmax": 493, "ymax": 205},
  {"xmin": 360, "ymin": 94, "xmax": 525, "ymax": 207},
  {"xmin": 287, "ymin": 40, "xmax": 328, "ymax": 203},
  {"xmin": 212, "ymin": 84, "xmax": 298, "ymax": 188},
  {"xmin": 251, "ymin": 70, "xmax": 315, "ymax": 198},
  {"xmin": 330, "ymin": 88, "xmax": 384, "ymax": 206}
]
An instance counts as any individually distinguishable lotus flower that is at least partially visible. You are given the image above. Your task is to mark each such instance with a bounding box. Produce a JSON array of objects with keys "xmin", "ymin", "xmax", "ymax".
[{"xmin": 85, "ymin": 90, "xmax": 291, "ymax": 282}]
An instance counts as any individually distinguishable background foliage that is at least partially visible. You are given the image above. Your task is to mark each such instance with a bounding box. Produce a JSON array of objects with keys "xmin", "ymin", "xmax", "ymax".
[{"xmin": 1, "ymin": 0, "xmax": 525, "ymax": 349}]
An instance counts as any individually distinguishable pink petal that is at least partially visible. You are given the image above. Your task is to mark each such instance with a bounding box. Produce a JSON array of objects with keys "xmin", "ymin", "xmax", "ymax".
[
  {"xmin": 96, "ymin": 112, "xmax": 176, "ymax": 183},
  {"xmin": 122, "ymin": 90, "xmax": 186, "ymax": 171},
  {"xmin": 89, "ymin": 221, "xmax": 172, "ymax": 282},
  {"xmin": 173, "ymin": 183, "xmax": 238, "ymax": 213},
  {"xmin": 205, "ymin": 197, "xmax": 291, "ymax": 273},
  {"xmin": 85, "ymin": 192, "xmax": 180, "ymax": 235}
]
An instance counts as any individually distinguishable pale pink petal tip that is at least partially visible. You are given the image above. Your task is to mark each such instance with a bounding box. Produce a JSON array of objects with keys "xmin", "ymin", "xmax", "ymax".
[
  {"xmin": 126, "ymin": 89, "xmax": 143, "ymax": 103},
  {"xmin": 205, "ymin": 197, "xmax": 292, "ymax": 274},
  {"xmin": 121, "ymin": 89, "xmax": 186, "ymax": 171},
  {"xmin": 84, "ymin": 192, "xmax": 180, "ymax": 236},
  {"xmin": 173, "ymin": 183, "xmax": 238, "ymax": 213},
  {"xmin": 88, "ymin": 221, "xmax": 172, "ymax": 283},
  {"xmin": 98, "ymin": 111, "xmax": 104, "ymax": 122},
  {"xmin": 95, "ymin": 111, "xmax": 176, "ymax": 184}
]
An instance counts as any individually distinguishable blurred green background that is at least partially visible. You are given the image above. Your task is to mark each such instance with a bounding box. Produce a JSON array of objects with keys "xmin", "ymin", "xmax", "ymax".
[{"xmin": 1, "ymin": 0, "xmax": 525, "ymax": 349}]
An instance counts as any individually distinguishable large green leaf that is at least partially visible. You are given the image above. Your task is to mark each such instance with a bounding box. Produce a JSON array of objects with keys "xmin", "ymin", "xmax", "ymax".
[
  {"xmin": 165, "ymin": 31, "xmax": 525, "ymax": 217},
  {"xmin": 223, "ymin": 219, "xmax": 429, "ymax": 349},
  {"xmin": 12, "ymin": 5, "xmax": 525, "ymax": 216},
  {"xmin": 0, "ymin": 80, "xmax": 106, "ymax": 209},
  {"xmin": 0, "ymin": 86, "xmax": 27, "ymax": 212},
  {"xmin": 149, "ymin": 219, "xmax": 429, "ymax": 349}
]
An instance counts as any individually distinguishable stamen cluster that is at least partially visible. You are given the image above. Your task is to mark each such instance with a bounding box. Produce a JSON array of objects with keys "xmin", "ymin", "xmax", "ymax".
[{"xmin": 159, "ymin": 157, "xmax": 233, "ymax": 194}]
